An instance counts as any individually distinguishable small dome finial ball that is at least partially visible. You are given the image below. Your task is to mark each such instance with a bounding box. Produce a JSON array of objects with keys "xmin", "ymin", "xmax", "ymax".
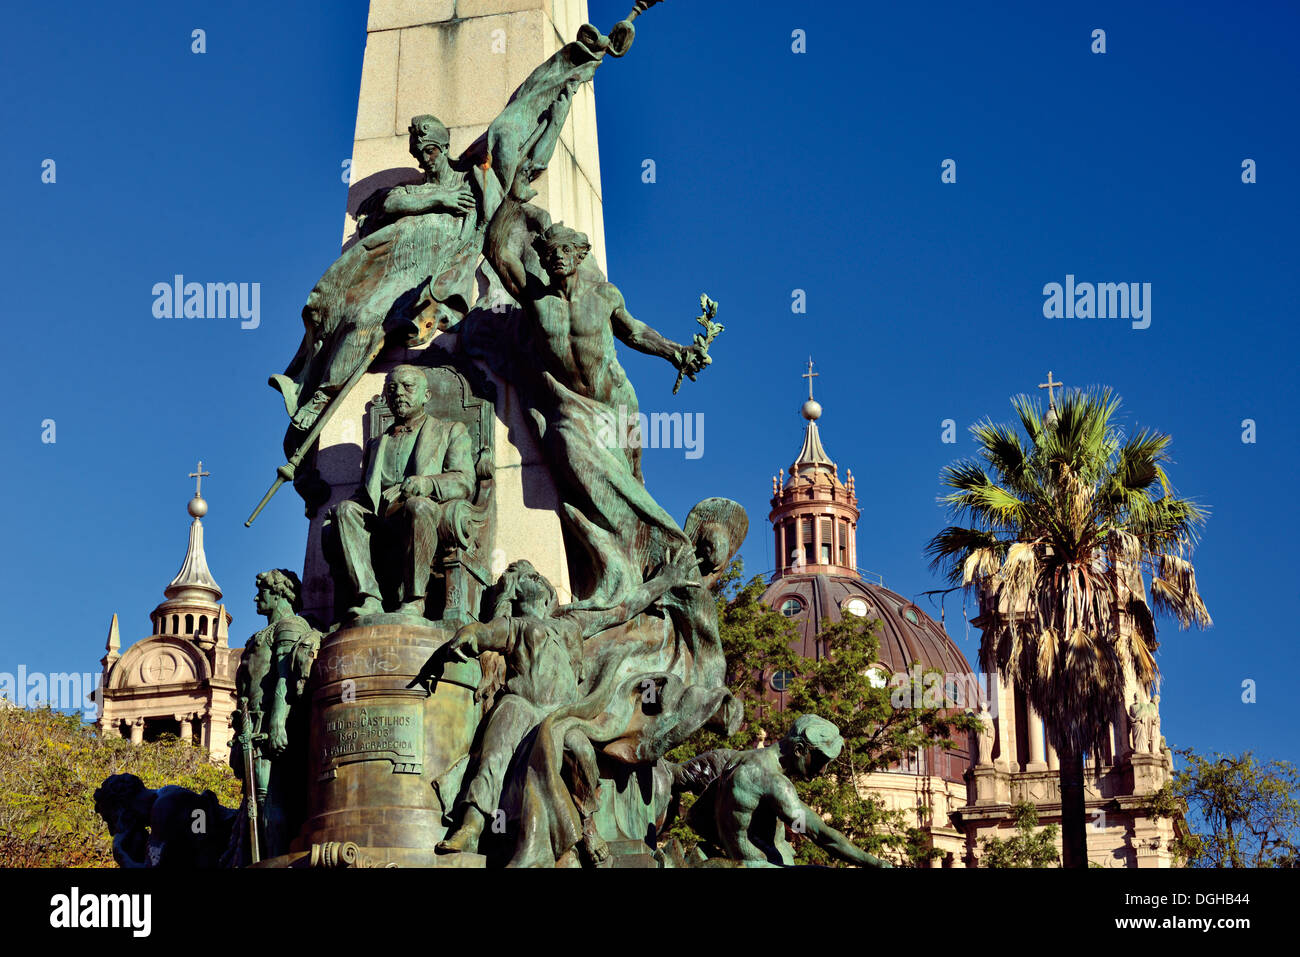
[
  {"xmin": 801, "ymin": 399, "xmax": 822, "ymax": 421},
  {"xmin": 188, "ymin": 495, "xmax": 208, "ymax": 519}
]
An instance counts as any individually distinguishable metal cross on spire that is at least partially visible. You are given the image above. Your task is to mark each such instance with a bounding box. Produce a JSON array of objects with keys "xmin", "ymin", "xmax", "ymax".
[
  {"xmin": 1038, "ymin": 371, "xmax": 1064, "ymax": 411},
  {"xmin": 188, "ymin": 461, "xmax": 210, "ymax": 498},
  {"xmin": 802, "ymin": 357, "xmax": 819, "ymax": 401}
]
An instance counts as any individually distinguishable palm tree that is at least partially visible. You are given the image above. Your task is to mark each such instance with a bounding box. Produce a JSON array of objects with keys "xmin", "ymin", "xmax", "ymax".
[{"xmin": 926, "ymin": 386, "xmax": 1211, "ymax": 868}]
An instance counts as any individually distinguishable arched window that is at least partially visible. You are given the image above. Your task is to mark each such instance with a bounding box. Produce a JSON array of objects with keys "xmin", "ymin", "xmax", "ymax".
[
  {"xmin": 185, "ymin": 614, "xmax": 194, "ymax": 634},
  {"xmin": 198, "ymin": 616, "xmax": 208, "ymax": 636},
  {"xmin": 172, "ymin": 615, "xmax": 180, "ymax": 634}
]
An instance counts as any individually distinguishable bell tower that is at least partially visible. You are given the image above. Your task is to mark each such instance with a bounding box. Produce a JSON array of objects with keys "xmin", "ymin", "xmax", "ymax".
[{"xmin": 768, "ymin": 359, "xmax": 860, "ymax": 579}]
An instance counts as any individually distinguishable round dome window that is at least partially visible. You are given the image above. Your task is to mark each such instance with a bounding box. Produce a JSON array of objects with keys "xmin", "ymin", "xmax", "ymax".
[
  {"xmin": 843, "ymin": 597, "xmax": 869, "ymax": 617},
  {"xmin": 771, "ymin": 669, "xmax": 796, "ymax": 692},
  {"xmin": 779, "ymin": 597, "xmax": 804, "ymax": 617}
]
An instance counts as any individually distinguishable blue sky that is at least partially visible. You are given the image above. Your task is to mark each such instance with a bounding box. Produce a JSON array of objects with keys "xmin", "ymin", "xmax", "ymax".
[{"xmin": 1, "ymin": 0, "xmax": 1296, "ymax": 767}]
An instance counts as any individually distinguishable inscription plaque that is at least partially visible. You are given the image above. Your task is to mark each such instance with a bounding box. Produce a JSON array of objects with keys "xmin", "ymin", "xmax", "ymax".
[{"xmin": 319, "ymin": 702, "xmax": 424, "ymax": 779}]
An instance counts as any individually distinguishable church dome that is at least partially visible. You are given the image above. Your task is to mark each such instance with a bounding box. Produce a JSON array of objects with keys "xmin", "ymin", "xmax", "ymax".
[{"xmin": 761, "ymin": 574, "xmax": 973, "ymax": 685}]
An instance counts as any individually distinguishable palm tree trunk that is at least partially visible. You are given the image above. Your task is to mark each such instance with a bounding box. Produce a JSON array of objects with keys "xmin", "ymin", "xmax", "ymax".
[{"xmin": 1059, "ymin": 749, "xmax": 1088, "ymax": 868}]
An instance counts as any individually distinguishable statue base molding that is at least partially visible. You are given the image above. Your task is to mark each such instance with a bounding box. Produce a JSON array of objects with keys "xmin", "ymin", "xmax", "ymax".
[{"xmin": 251, "ymin": 843, "xmax": 487, "ymax": 869}]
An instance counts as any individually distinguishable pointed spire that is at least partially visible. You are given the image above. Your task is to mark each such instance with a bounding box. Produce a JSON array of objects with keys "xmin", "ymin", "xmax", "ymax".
[
  {"xmin": 100, "ymin": 612, "xmax": 122, "ymax": 677},
  {"xmin": 166, "ymin": 514, "xmax": 223, "ymax": 601},
  {"xmin": 214, "ymin": 604, "xmax": 229, "ymax": 648},
  {"xmin": 793, "ymin": 419, "xmax": 836, "ymax": 471},
  {"xmin": 165, "ymin": 463, "xmax": 223, "ymax": 602}
]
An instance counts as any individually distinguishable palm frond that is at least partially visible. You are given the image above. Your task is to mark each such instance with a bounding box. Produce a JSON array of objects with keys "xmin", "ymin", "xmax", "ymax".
[
  {"xmin": 1112, "ymin": 429, "xmax": 1172, "ymax": 492},
  {"xmin": 1010, "ymin": 394, "xmax": 1045, "ymax": 446},
  {"xmin": 972, "ymin": 420, "xmax": 1035, "ymax": 493},
  {"xmin": 925, "ymin": 526, "xmax": 1006, "ymax": 582},
  {"xmin": 962, "ymin": 547, "xmax": 1002, "ymax": 586},
  {"xmin": 1152, "ymin": 554, "xmax": 1213, "ymax": 628}
]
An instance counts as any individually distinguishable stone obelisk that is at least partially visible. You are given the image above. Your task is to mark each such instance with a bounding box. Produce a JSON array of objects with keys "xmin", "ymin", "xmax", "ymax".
[{"xmin": 291, "ymin": 0, "xmax": 607, "ymax": 866}]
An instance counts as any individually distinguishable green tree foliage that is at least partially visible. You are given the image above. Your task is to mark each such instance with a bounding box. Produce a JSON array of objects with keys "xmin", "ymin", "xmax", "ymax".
[
  {"xmin": 0, "ymin": 706, "xmax": 240, "ymax": 867},
  {"xmin": 978, "ymin": 801, "xmax": 1060, "ymax": 868},
  {"xmin": 1152, "ymin": 749, "xmax": 1300, "ymax": 868},
  {"xmin": 667, "ymin": 562, "xmax": 977, "ymax": 866}
]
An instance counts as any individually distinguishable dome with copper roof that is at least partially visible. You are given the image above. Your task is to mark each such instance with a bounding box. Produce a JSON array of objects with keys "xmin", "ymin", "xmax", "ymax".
[{"xmin": 761, "ymin": 575, "xmax": 972, "ymax": 683}]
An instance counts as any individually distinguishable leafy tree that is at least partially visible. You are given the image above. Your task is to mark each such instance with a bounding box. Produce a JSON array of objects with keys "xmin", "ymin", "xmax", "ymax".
[
  {"xmin": 1152, "ymin": 749, "xmax": 1300, "ymax": 867},
  {"xmin": 0, "ymin": 705, "xmax": 240, "ymax": 867},
  {"xmin": 927, "ymin": 387, "xmax": 1210, "ymax": 868},
  {"xmin": 978, "ymin": 801, "xmax": 1060, "ymax": 868},
  {"xmin": 667, "ymin": 561, "xmax": 977, "ymax": 866},
  {"xmin": 778, "ymin": 614, "xmax": 978, "ymax": 866}
]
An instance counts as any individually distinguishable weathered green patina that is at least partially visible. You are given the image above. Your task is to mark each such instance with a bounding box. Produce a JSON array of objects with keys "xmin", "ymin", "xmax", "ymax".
[
  {"xmin": 249, "ymin": 12, "xmax": 659, "ymax": 524},
  {"xmin": 482, "ymin": 182, "xmax": 711, "ymax": 608},
  {"xmin": 232, "ymin": 569, "xmax": 320, "ymax": 860},
  {"xmin": 322, "ymin": 366, "xmax": 476, "ymax": 623},
  {"xmin": 421, "ymin": 556, "xmax": 692, "ymax": 862},
  {"xmin": 672, "ymin": 716, "xmax": 895, "ymax": 868}
]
